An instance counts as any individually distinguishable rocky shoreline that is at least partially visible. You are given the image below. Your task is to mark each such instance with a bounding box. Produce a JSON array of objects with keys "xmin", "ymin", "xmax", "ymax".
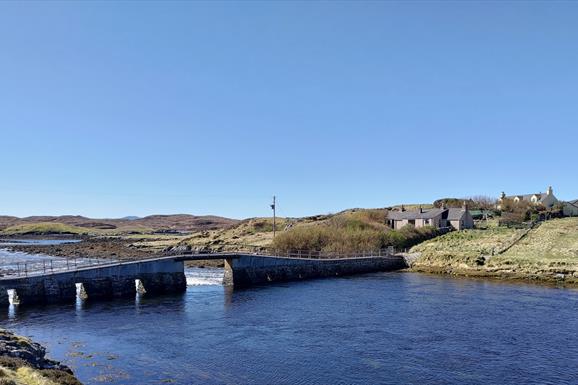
[
  {"xmin": 408, "ymin": 264, "xmax": 578, "ymax": 287},
  {"xmin": 0, "ymin": 329, "xmax": 82, "ymax": 385}
]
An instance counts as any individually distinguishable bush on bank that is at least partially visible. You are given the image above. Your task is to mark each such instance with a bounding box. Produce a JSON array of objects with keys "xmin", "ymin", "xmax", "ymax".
[{"xmin": 271, "ymin": 213, "xmax": 441, "ymax": 253}]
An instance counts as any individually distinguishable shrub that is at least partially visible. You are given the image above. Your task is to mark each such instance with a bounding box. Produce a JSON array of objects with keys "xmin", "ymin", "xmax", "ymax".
[
  {"xmin": 0, "ymin": 357, "xmax": 30, "ymax": 370},
  {"xmin": 272, "ymin": 222, "xmax": 441, "ymax": 253},
  {"xmin": 41, "ymin": 370, "xmax": 83, "ymax": 385}
]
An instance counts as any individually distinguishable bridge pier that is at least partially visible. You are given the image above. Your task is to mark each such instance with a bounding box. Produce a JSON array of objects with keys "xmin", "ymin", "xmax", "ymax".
[{"xmin": 223, "ymin": 258, "xmax": 235, "ymax": 286}]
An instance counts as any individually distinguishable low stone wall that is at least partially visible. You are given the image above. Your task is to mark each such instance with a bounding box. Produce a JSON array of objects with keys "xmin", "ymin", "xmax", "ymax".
[
  {"xmin": 224, "ymin": 255, "xmax": 407, "ymax": 287},
  {"xmin": 0, "ymin": 259, "xmax": 186, "ymax": 307}
]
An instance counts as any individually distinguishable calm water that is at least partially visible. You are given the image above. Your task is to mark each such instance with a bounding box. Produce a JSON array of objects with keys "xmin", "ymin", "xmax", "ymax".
[{"xmin": 2, "ymin": 271, "xmax": 578, "ymax": 385}]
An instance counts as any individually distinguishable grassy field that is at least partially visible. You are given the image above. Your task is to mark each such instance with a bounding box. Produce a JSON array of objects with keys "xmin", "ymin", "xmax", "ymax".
[
  {"xmin": 0, "ymin": 222, "xmax": 91, "ymax": 236},
  {"xmin": 411, "ymin": 217, "xmax": 578, "ymax": 284},
  {"xmin": 491, "ymin": 218, "xmax": 578, "ymax": 273},
  {"xmin": 0, "ymin": 222, "xmax": 161, "ymax": 237},
  {"xmin": 411, "ymin": 221, "xmax": 521, "ymax": 266}
]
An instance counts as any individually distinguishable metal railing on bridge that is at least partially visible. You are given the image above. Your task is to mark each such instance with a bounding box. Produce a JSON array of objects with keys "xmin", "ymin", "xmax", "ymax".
[
  {"xmin": 170, "ymin": 245, "xmax": 398, "ymax": 260},
  {"xmin": 0, "ymin": 256, "xmax": 120, "ymax": 279}
]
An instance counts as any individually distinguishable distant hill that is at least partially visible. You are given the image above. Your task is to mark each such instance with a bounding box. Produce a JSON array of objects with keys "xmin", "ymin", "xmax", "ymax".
[
  {"xmin": 121, "ymin": 216, "xmax": 141, "ymax": 221},
  {"xmin": 0, "ymin": 214, "xmax": 239, "ymax": 233}
]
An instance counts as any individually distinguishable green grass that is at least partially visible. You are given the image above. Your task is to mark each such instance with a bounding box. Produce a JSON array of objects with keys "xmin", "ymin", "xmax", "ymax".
[
  {"xmin": 412, "ymin": 226, "xmax": 520, "ymax": 260},
  {"xmin": 0, "ymin": 222, "xmax": 89, "ymax": 236},
  {"xmin": 0, "ymin": 222, "xmax": 161, "ymax": 237},
  {"xmin": 412, "ymin": 217, "xmax": 578, "ymax": 277},
  {"xmin": 490, "ymin": 218, "xmax": 578, "ymax": 272}
]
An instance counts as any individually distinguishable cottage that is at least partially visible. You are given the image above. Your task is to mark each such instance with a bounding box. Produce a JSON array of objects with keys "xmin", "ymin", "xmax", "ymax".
[
  {"xmin": 387, "ymin": 203, "xmax": 474, "ymax": 231},
  {"xmin": 497, "ymin": 186, "xmax": 558, "ymax": 209},
  {"xmin": 497, "ymin": 186, "xmax": 578, "ymax": 217}
]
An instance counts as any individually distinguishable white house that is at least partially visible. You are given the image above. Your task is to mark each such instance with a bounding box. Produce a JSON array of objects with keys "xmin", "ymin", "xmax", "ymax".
[
  {"xmin": 498, "ymin": 186, "xmax": 578, "ymax": 217},
  {"xmin": 498, "ymin": 186, "xmax": 558, "ymax": 209}
]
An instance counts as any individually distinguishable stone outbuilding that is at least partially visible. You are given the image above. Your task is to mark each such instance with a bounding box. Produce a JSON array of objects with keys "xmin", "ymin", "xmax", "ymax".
[{"xmin": 563, "ymin": 200, "xmax": 578, "ymax": 217}]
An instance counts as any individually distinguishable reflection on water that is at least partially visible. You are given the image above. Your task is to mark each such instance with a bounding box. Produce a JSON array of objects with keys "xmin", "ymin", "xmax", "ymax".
[
  {"xmin": 2, "ymin": 272, "xmax": 578, "ymax": 385},
  {"xmin": 7, "ymin": 304, "xmax": 17, "ymax": 320}
]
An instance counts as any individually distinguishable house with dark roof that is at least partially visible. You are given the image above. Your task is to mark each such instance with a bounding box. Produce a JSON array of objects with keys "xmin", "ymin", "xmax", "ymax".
[
  {"xmin": 387, "ymin": 203, "xmax": 474, "ymax": 231},
  {"xmin": 497, "ymin": 186, "xmax": 558, "ymax": 209}
]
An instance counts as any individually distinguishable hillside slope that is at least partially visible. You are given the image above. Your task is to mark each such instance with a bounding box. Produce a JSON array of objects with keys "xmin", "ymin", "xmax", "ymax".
[
  {"xmin": 175, "ymin": 208, "xmax": 441, "ymax": 253},
  {"xmin": 175, "ymin": 209, "xmax": 388, "ymax": 252},
  {"xmin": 411, "ymin": 218, "xmax": 578, "ymax": 285}
]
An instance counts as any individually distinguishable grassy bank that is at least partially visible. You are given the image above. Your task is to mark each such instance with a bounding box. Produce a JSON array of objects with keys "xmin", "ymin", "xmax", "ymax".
[
  {"xmin": 0, "ymin": 329, "xmax": 82, "ymax": 385},
  {"xmin": 410, "ymin": 218, "xmax": 578, "ymax": 285}
]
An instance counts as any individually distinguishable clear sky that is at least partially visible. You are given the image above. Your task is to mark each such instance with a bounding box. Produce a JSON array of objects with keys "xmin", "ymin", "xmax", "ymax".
[{"xmin": 1, "ymin": 1, "xmax": 577, "ymax": 219}]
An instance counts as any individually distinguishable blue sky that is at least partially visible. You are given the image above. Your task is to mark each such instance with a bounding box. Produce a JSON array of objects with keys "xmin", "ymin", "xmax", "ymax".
[{"xmin": 1, "ymin": 1, "xmax": 577, "ymax": 219}]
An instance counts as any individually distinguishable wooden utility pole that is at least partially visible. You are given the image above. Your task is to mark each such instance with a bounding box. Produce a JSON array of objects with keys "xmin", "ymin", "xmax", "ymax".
[{"xmin": 270, "ymin": 195, "xmax": 276, "ymax": 238}]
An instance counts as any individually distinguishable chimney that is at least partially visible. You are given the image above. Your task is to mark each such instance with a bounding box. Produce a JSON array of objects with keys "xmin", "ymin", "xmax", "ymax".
[
  {"xmin": 400, "ymin": 205, "xmax": 406, "ymax": 212},
  {"xmin": 462, "ymin": 201, "xmax": 468, "ymax": 211},
  {"xmin": 441, "ymin": 202, "xmax": 447, "ymax": 210},
  {"xmin": 419, "ymin": 206, "xmax": 423, "ymax": 213},
  {"xmin": 500, "ymin": 191, "xmax": 506, "ymax": 200},
  {"xmin": 547, "ymin": 186, "xmax": 553, "ymax": 196}
]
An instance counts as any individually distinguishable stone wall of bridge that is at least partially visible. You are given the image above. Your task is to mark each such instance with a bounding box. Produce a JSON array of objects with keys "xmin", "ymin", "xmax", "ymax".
[
  {"xmin": 0, "ymin": 259, "xmax": 186, "ymax": 307},
  {"xmin": 224, "ymin": 255, "xmax": 407, "ymax": 287}
]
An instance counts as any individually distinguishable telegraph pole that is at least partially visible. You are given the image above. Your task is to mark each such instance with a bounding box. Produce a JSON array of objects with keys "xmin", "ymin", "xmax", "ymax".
[{"xmin": 270, "ymin": 196, "xmax": 276, "ymax": 238}]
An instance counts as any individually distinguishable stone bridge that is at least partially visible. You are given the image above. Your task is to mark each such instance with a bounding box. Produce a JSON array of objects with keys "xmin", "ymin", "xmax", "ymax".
[{"xmin": 0, "ymin": 250, "xmax": 407, "ymax": 307}]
